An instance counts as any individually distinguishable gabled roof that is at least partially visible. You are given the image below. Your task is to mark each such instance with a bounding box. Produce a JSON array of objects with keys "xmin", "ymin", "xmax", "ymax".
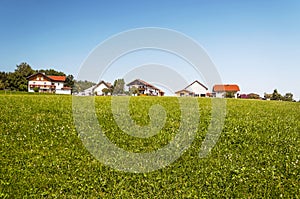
[
  {"xmin": 27, "ymin": 72, "xmax": 66, "ymax": 82},
  {"xmin": 184, "ymin": 80, "xmax": 208, "ymax": 90},
  {"xmin": 127, "ymin": 79, "xmax": 162, "ymax": 91},
  {"xmin": 94, "ymin": 80, "xmax": 112, "ymax": 88},
  {"xmin": 175, "ymin": 80, "xmax": 208, "ymax": 94},
  {"xmin": 213, "ymin": 84, "xmax": 240, "ymax": 92},
  {"xmin": 27, "ymin": 72, "xmax": 51, "ymax": 81},
  {"xmin": 92, "ymin": 80, "xmax": 112, "ymax": 92}
]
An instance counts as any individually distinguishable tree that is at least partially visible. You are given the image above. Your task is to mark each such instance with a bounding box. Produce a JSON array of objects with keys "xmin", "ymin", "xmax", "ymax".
[
  {"xmin": 0, "ymin": 72, "xmax": 7, "ymax": 89},
  {"xmin": 65, "ymin": 75, "xmax": 74, "ymax": 88},
  {"xmin": 225, "ymin": 92, "xmax": 235, "ymax": 98},
  {"xmin": 102, "ymin": 88, "xmax": 110, "ymax": 96},
  {"xmin": 271, "ymin": 89, "xmax": 282, "ymax": 100},
  {"xmin": 283, "ymin": 93, "xmax": 293, "ymax": 102},
  {"xmin": 129, "ymin": 86, "xmax": 139, "ymax": 96},
  {"xmin": 37, "ymin": 69, "xmax": 65, "ymax": 76},
  {"xmin": 6, "ymin": 63, "xmax": 35, "ymax": 91},
  {"xmin": 0, "ymin": 80, "xmax": 5, "ymax": 90},
  {"xmin": 15, "ymin": 62, "xmax": 35, "ymax": 77},
  {"xmin": 33, "ymin": 87, "xmax": 39, "ymax": 92},
  {"xmin": 73, "ymin": 80, "xmax": 96, "ymax": 93},
  {"xmin": 247, "ymin": 93, "xmax": 260, "ymax": 99},
  {"xmin": 112, "ymin": 79, "xmax": 125, "ymax": 95},
  {"xmin": 264, "ymin": 93, "xmax": 272, "ymax": 100}
]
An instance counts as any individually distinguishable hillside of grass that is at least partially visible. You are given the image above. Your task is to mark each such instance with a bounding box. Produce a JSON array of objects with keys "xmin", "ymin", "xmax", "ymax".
[{"xmin": 0, "ymin": 95, "xmax": 299, "ymax": 198}]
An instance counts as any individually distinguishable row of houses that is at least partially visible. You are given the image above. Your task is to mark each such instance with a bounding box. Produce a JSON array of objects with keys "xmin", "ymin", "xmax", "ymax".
[
  {"xmin": 26, "ymin": 73, "xmax": 240, "ymax": 98},
  {"xmin": 78, "ymin": 79, "xmax": 240, "ymax": 98},
  {"xmin": 175, "ymin": 80, "xmax": 240, "ymax": 98}
]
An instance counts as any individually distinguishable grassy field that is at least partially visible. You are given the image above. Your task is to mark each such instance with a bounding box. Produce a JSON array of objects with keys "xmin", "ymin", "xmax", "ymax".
[{"xmin": 0, "ymin": 94, "xmax": 299, "ymax": 198}]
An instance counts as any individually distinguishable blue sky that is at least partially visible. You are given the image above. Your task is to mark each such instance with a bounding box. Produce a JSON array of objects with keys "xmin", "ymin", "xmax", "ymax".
[{"xmin": 0, "ymin": 0, "xmax": 299, "ymax": 99}]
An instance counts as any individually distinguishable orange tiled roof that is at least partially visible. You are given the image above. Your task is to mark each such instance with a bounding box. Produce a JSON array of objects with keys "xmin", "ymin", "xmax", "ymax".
[
  {"xmin": 48, "ymin": 76, "xmax": 66, "ymax": 81},
  {"xmin": 213, "ymin": 84, "xmax": 240, "ymax": 92}
]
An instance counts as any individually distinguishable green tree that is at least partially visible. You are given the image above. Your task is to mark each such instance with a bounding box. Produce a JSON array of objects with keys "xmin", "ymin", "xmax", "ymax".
[
  {"xmin": 73, "ymin": 80, "xmax": 96, "ymax": 93},
  {"xmin": 102, "ymin": 88, "xmax": 110, "ymax": 96},
  {"xmin": 6, "ymin": 62, "xmax": 35, "ymax": 91},
  {"xmin": 0, "ymin": 72, "xmax": 7, "ymax": 89},
  {"xmin": 37, "ymin": 69, "xmax": 65, "ymax": 76},
  {"xmin": 247, "ymin": 93, "xmax": 260, "ymax": 99},
  {"xmin": 271, "ymin": 89, "xmax": 282, "ymax": 100},
  {"xmin": 0, "ymin": 80, "xmax": 5, "ymax": 90},
  {"xmin": 283, "ymin": 93, "xmax": 293, "ymax": 102},
  {"xmin": 225, "ymin": 92, "xmax": 235, "ymax": 98},
  {"xmin": 33, "ymin": 87, "xmax": 39, "ymax": 92},
  {"xmin": 112, "ymin": 79, "xmax": 125, "ymax": 95},
  {"xmin": 129, "ymin": 86, "xmax": 139, "ymax": 96},
  {"xmin": 15, "ymin": 62, "xmax": 35, "ymax": 77},
  {"xmin": 65, "ymin": 75, "xmax": 74, "ymax": 88},
  {"xmin": 264, "ymin": 93, "xmax": 272, "ymax": 100}
]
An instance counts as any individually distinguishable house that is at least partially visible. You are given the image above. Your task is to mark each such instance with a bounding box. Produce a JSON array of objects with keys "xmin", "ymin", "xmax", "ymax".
[
  {"xmin": 75, "ymin": 81, "xmax": 112, "ymax": 96},
  {"xmin": 212, "ymin": 84, "xmax": 240, "ymax": 98},
  {"xmin": 93, "ymin": 81, "xmax": 112, "ymax": 96},
  {"xmin": 175, "ymin": 80, "xmax": 208, "ymax": 97},
  {"xmin": 126, "ymin": 79, "xmax": 164, "ymax": 96},
  {"xmin": 77, "ymin": 86, "xmax": 95, "ymax": 96},
  {"xmin": 27, "ymin": 73, "xmax": 71, "ymax": 94}
]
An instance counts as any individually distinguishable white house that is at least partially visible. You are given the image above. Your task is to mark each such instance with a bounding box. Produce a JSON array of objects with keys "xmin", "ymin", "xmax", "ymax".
[
  {"xmin": 93, "ymin": 81, "xmax": 112, "ymax": 96},
  {"xmin": 77, "ymin": 86, "xmax": 95, "ymax": 96},
  {"xmin": 27, "ymin": 73, "xmax": 71, "ymax": 94},
  {"xmin": 127, "ymin": 79, "xmax": 164, "ymax": 96},
  {"xmin": 212, "ymin": 84, "xmax": 240, "ymax": 98},
  {"xmin": 175, "ymin": 80, "xmax": 208, "ymax": 97}
]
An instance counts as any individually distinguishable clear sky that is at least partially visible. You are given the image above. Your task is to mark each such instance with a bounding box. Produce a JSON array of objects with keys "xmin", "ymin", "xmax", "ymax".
[{"xmin": 0, "ymin": 0, "xmax": 299, "ymax": 99}]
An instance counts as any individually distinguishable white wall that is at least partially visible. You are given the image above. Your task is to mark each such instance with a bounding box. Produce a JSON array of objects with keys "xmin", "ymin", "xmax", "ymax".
[
  {"xmin": 28, "ymin": 80, "xmax": 52, "ymax": 92},
  {"xmin": 54, "ymin": 82, "xmax": 64, "ymax": 90},
  {"xmin": 28, "ymin": 80, "xmax": 67, "ymax": 93},
  {"xmin": 186, "ymin": 82, "xmax": 207, "ymax": 96},
  {"xmin": 215, "ymin": 92, "xmax": 225, "ymax": 98},
  {"xmin": 94, "ymin": 83, "xmax": 108, "ymax": 95}
]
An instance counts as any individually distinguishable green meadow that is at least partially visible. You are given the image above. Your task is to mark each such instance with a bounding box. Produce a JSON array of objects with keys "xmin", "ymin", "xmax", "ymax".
[{"xmin": 0, "ymin": 94, "xmax": 299, "ymax": 198}]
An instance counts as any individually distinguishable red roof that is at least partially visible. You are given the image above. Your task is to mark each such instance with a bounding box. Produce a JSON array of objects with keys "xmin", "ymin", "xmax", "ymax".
[
  {"xmin": 48, "ymin": 76, "xmax": 66, "ymax": 81},
  {"xmin": 213, "ymin": 84, "xmax": 240, "ymax": 92}
]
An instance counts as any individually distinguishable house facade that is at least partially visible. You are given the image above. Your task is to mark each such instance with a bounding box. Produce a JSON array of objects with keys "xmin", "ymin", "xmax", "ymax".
[
  {"xmin": 127, "ymin": 79, "xmax": 164, "ymax": 96},
  {"xmin": 93, "ymin": 81, "xmax": 112, "ymax": 96},
  {"xmin": 27, "ymin": 73, "xmax": 71, "ymax": 94},
  {"xmin": 212, "ymin": 84, "xmax": 240, "ymax": 98},
  {"xmin": 175, "ymin": 80, "xmax": 208, "ymax": 97}
]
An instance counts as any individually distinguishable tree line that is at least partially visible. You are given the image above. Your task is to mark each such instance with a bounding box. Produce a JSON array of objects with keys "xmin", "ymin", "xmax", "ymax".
[{"xmin": 264, "ymin": 89, "xmax": 295, "ymax": 102}]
